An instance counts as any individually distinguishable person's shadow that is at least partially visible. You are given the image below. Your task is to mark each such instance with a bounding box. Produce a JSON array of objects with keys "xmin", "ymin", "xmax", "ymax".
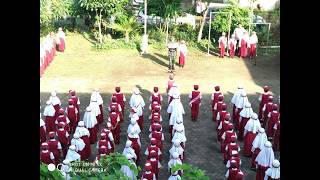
[{"xmin": 141, "ymin": 53, "xmax": 168, "ymax": 69}]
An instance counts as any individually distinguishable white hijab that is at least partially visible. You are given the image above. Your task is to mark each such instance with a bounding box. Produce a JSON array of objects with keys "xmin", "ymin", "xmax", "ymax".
[
  {"xmin": 71, "ymin": 136, "xmax": 86, "ymax": 151},
  {"xmin": 231, "ymin": 87, "xmax": 245, "ymax": 105},
  {"xmin": 127, "ymin": 121, "xmax": 141, "ymax": 139},
  {"xmin": 91, "ymin": 90, "xmax": 103, "ymax": 105},
  {"xmin": 252, "ymin": 129, "xmax": 268, "ymax": 151},
  {"xmin": 255, "ymin": 141, "xmax": 274, "ymax": 167},
  {"xmin": 235, "ymin": 92, "xmax": 249, "ymax": 109},
  {"xmin": 167, "ymin": 98, "xmax": 185, "ymax": 126},
  {"xmin": 65, "ymin": 148, "xmax": 81, "ymax": 162},
  {"xmin": 129, "ymin": 92, "xmax": 145, "ymax": 117},
  {"xmin": 244, "ymin": 114, "xmax": 261, "ymax": 134},
  {"xmin": 43, "ymin": 103, "xmax": 55, "ymax": 117},
  {"xmin": 169, "ymin": 140, "xmax": 184, "ymax": 156},
  {"xmin": 264, "ymin": 161, "xmax": 280, "ymax": 180},
  {"xmin": 172, "ymin": 126, "xmax": 187, "ymax": 143},
  {"xmin": 239, "ymin": 102, "xmax": 254, "ymax": 118},
  {"xmin": 75, "ymin": 125, "xmax": 90, "ymax": 137},
  {"xmin": 83, "ymin": 108, "xmax": 97, "ymax": 128}
]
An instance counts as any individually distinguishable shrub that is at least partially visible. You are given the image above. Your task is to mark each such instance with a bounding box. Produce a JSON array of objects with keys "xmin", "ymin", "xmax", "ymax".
[{"xmin": 172, "ymin": 24, "xmax": 197, "ymax": 42}]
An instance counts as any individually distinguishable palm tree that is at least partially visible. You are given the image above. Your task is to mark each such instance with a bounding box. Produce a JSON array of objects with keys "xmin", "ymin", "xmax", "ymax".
[{"xmin": 108, "ymin": 16, "xmax": 142, "ymax": 43}]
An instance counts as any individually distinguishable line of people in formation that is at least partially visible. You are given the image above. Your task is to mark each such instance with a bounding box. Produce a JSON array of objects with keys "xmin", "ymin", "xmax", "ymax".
[
  {"xmin": 40, "ymin": 27, "xmax": 66, "ymax": 77},
  {"xmin": 218, "ymin": 24, "xmax": 259, "ymax": 59},
  {"xmin": 40, "ymin": 74, "xmax": 280, "ymax": 180}
]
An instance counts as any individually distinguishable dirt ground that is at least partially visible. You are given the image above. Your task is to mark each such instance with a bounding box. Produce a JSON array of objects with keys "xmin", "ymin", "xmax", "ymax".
[{"xmin": 40, "ymin": 33, "xmax": 280, "ymax": 179}]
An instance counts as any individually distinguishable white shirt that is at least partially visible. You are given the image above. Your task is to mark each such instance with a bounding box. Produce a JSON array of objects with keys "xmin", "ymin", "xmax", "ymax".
[
  {"xmin": 71, "ymin": 138, "xmax": 86, "ymax": 151},
  {"xmin": 129, "ymin": 94, "xmax": 145, "ymax": 116},
  {"xmin": 244, "ymin": 119, "xmax": 261, "ymax": 134},
  {"xmin": 127, "ymin": 123, "xmax": 141, "ymax": 139},
  {"xmin": 249, "ymin": 34, "xmax": 258, "ymax": 45},
  {"xmin": 43, "ymin": 105, "xmax": 55, "ymax": 117},
  {"xmin": 218, "ymin": 36, "xmax": 227, "ymax": 48},
  {"xmin": 167, "ymin": 99, "xmax": 185, "ymax": 126},
  {"xmin": 255, "ymin": 146, "xmax": 275, "ymax": 167},
  {"xmin": 264, "ymin": 166, "xmax": 280, "ymax": 180}
]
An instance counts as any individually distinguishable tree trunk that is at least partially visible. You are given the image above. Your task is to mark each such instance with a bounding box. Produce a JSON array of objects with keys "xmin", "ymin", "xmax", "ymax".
[
  {"xmin": 165, "ymin": 19, "xmax": 169, "ymax": 44},
  {"xmin": 197, "ymin": 7, "xmax": 209, "ymax": 42},
  {"xmin": 125, "ymin": 32, "xmax": 129, "ymax": 43},
  {"xmin": 99, "ymin": 10, "xmax": 102, "ymax": 44}
]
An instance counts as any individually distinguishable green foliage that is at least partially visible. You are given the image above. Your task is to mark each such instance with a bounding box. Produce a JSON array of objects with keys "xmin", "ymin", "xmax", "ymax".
[
  {"xmin": 40, "ymin": 0, "xmax": 72, "ymax": 35},
  {"xmin": 79, "ymin": 0, "xmax": 128, "ymax": 15},
  {"xmin": 148, "ymin": 0, "xmax": 183, "ymax": 19},
  {"xmin": 69, "ymin": 153, "xmax": 140, "ymax": 179},
  {"xmin": 171, "ymin": 164, "xmax": 210, "ymax": 180},
  {"xmin": 107, "ymin": 16, "xmax": 142, "ymax": 43},
  {"xmin": 211, "ymin": 0, "xmax": 251, "ymax": 34},
  {"xmin": 40, "ymin": 163, "xmax": 65, "ymax": 180},
  {"xmin": 172, "ymin": 24, "xmax": 197, "ymax": 42}
]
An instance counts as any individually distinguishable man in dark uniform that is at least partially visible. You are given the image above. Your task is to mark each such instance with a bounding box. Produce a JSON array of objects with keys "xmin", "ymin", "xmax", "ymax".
[{"xmin": 167, "ymin": 37, "xmax": 178, "ymax": 72}]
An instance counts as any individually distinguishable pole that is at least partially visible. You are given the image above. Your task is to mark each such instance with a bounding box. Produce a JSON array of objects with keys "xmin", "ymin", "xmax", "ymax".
[
  {"xmin": 207, "ymin": 12, "xmax": 212, "ymax": 55},
  {"xmin": 144, "ymin": 0, "xmax": 147, "ymax": 35},
  {"xmin": 227, "ymin": 12, "xmax": 231, "ymax": 55},
  {"xmin": 266, "ymin": 23, "xmax": 271, "ymax": 54}
]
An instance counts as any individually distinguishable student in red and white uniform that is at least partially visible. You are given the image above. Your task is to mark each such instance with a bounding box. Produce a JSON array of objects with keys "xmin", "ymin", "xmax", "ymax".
[
  {"xmin": 127, "ymin": 118, "xmax": 142, "ymax": 163},
  {"xmin": 56, "ymin": 122, "xmax": 70, "ymax": 158},
  {"xmin": 211, "ymin": 85, "xmax": 222, "ymax": 121},
  {"xmin": 123, "ymin": 140, "xmax": 137, "ymax": 163},
  {"xmin": 112, "ymin": 86, "xmax": 126, "ymax": 118},
  {"xmin": 149, "ymin": 125, "xmax": 165, "ymax": 152},
  {"xmin": 266, "ymin": 104, "xmax": 280, "ymax": 139},
  {"xmin": 273, "ymin": 120, "xmax": 280, "ymax": 152},
  {"xmin": 262, "ymin": 96, "xmax": 274, "ymax": 127},
  {"xmin": 47, "ymin": 132, "xmax": 62, "ymax": 165},
  {"xmin": 264, "ymin": 159, "xmax": 280, "ymax": 180},
  {"xmin": 218, "ymin": 32, "xmax": 227, "ymax": 58},
  {"xmin": 69, "ymin": 90, "xmax": 81, "ymax": 121},
  {"xmin": 239, "ymin": 102, "xmax": 254, "ymax": 141},
  {"xmin": 251, "ymin": 128, "xmax": 268, "ymax": 169},
  {"xmin": 228, "ymin": 34, "xmax": 237, "ymax": 58},
  {"xmin": 66, "ymin": 99, "xmax": 78, "ymax": 134},
  {"xmin": 243, "ymin": 113, "xmax": 261, "ymax": 157},
  {"xmin": 108, "ymin": 96, "xmax": 123, "ymax": 123},
  {"xmin": 141, "ymin": 162, "xmax": 157, "ymax": 180},
  {"xmin": 49, "ymin": 91, "xmax": 61, "ymax": 119},
  {"xmin": 255, "ymin": 141, "xmax": 274, "ymax": 180},
  {"xmin": 258, "ymin": 86, "xmax": 271, "ymax": 120},
  {"xmin": 149, "ymin": 86, "xmax": 163, "ymax": 105},
  {"xmin": 189, "ymin": 85, "xmax": 202, "ymax": 121},
  {"xmin": 108, "ymin": 106, "xmax": 121, "ymax": 144},
  {"xmin": 40, "ymin": 142, "xmax": 55, "ymax": 165},
  {"xmin": 75, "ymin": 121, "xmax": 91, "ymax": 160},
  {"xmin": 130, "ymin": 88, "xmax": 145, "ymax": 130},
  {"xmin": 43, "ymin": 100, "xmax": 56, "ymax": 133},
  {"xmin": 248, "ymin": 31, "xmax": 258, "ymax": 59},
  {"xmin": 83, "ymin": 106, "xmax": 98, "ymax": 144},
  {"xmin": 70, "ymin": 133, "xmax": 86, "ymax": 160}
]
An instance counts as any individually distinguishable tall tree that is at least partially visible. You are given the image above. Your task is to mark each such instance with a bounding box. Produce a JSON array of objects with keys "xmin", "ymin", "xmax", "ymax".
[
  {"xmin": 79, "ymin": 0, "xmax": 128, "ymax": 44},
  {"xmin": 108, "ymin": 16, "xmax": 142, "ymax": 43}
]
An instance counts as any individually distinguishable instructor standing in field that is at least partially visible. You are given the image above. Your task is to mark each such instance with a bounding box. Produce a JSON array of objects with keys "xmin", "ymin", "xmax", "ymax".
[{"xmin": 167, "ymin": 37, "xmax": 179, "ymax": 72}]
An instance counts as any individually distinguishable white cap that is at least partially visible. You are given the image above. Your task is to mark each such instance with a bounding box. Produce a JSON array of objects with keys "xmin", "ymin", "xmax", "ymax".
[
  {"xmin": 69, "ymin": 145, "xmax": 76, "ymax": 150},
  {"xmin": 272, "ymin": 159, "xmax": 280, "ymax": 167},
  {"xmin": 258, "ymin": 128, "xmax": 265, "ymax": 133},
  {"xmin": 73, "ymin": 133, "xmax": 80, "ymax": 139},
  {"xmin": 130, "ymin": 118, "xmax": 136, "ymax": 125},
  {"xmin": 264, "ymin": 141, "xmax": 272, "ymax": 148},
  {"xmin": 251, "ymin": 113, "xmax": 258, "ymax": 120},
  {"xmin": 46, "ymin": 100, "xmax": 51, "ymax": 105},
  {"xmin": 51, "ymin": 91, "xmax": 57, "ymax": 96},
  {"xmin": 172, "ymin": 152, "xmax": 179, "ymax": 159},
  {"xmin": 126, "ymin": 140, "xmax": 132, "ymax": 147},
  {"xmin": 78, "ymin": 121, "xmax": 84, "ymax": 127},
  {"xmin": 173, "ymin": 139, "xmax": 181, "ymax": 147}
]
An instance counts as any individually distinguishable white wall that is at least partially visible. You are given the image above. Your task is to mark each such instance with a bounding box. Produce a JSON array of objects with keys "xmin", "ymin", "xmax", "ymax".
[{"xmin": 238, "ymin": 0, "xmax": 279, "ymax": 11}]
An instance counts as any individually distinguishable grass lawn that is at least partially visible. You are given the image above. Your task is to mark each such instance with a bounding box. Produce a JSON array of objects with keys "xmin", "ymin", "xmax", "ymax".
[{"xmin": 40, "ymin": 32, "xmax": 280, "ymax": 179}]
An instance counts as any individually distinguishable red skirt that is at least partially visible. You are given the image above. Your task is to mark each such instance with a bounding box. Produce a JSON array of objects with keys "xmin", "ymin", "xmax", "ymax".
[
  {"xmin": 179, "ymin": 52, "xmax": 185, "ymax": 65},
  {"xmin": 45, "ymin": 116, "xmax": 56, "ymax": 133},
  {"xmin": 250, "ymin": 44, "xmax": 256, "ymax": 58},
  {"xmin": 273, "ymin": 131, "xmax": 280, "ymax": 151},
  {"xmin": 58, "ymin": 38, "xmax": 65, "ymax": 52},
  {"xmin": 128, "ymin": 137, "xmax": 140, "ymax": 163},
  {"xmin": 256, "ymin": 165, "xmax": 269, "ymax": 180},
  {"xmin": 238, "ymin": 117, "xmax": 250, "ymax": 140},
  {"xmin": 240, "ymin": 42, "xmax": 247, "ymax": 58},
  {"xmin": 40, "ymin": 127, "xmax": 46, "ymax": 144},
  {"xmin": 243, "ymin": 132, "xmax": 257, "ymax": 156},
  {"xmin": 137, "ymin": 115, "xmax": 144, "ymax": 130},
  {"xmin": 191, "ymin": 103, "xmax": 200, "ymax": 120},
  {"xmin": 81, "ymin": 136, "xmax": 91, "ymax": 159},
  {"xmin": 251, "ymin": 148, "xmax": 261, "ymax": 168}
]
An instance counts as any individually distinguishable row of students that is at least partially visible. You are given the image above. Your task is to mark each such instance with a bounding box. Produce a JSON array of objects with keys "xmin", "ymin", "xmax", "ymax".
[{"xmin": 40, "ymin": 28, "xmax": 66, "ymax": 77}]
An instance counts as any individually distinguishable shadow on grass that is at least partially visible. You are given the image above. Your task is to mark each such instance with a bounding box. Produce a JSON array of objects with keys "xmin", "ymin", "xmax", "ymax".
[
  {"xmin": 81, "ymin": 31, "xmax": 97, "ymax": 45},
  {"xmin": 141, "ymin": 53, "xmax": 168, "ymax": 69}
]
